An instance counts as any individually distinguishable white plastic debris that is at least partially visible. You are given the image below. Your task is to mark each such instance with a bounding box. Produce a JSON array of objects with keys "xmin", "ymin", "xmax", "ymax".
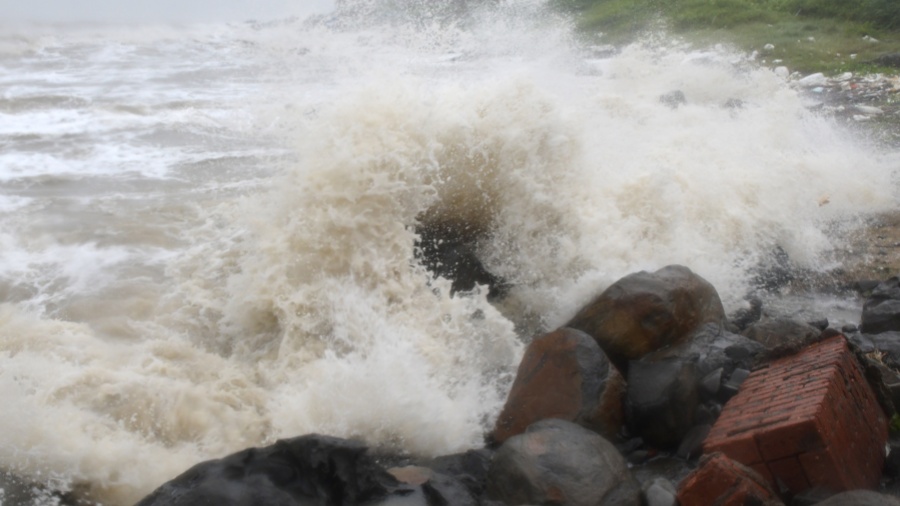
[{"xmin": 797, "ymin": 72, "xmax": 827, "ymax": 87}]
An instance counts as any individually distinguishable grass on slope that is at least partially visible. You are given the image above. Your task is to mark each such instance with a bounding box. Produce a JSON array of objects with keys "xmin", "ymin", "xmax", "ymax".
[{"xmin": 559, "ymin": 0, "xmax": 900, "ymax": 75}]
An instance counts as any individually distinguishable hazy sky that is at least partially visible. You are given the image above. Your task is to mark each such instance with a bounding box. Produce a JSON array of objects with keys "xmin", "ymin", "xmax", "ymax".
[{"xmin": 0, "ymin": 0, "xmax": 336, "ymax": 23}]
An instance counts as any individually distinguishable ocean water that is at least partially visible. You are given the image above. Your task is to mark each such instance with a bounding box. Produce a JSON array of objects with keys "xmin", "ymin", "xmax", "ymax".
[{"xmin": 0, "ymin": 1, "xmax": 897, "ymax": 504}]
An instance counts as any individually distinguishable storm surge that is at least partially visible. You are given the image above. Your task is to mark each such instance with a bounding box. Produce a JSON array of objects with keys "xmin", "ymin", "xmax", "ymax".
[{"xmin": 0, "ymin": 1, "xmax": 896, "ymax": 504}]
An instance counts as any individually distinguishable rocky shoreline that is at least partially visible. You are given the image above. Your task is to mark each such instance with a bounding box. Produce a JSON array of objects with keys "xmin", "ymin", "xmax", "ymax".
[
  {"xmin": 7, "ymin": 66, "xmax": 900, "ymax": 506},
  {"xmin": 124, "ymin": 265, "xmax": 900, "ymax": 506}
]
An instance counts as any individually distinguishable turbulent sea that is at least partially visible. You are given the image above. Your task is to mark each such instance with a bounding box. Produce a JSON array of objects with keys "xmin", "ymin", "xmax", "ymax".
[{"xmin": 0, "ymin": 1, "xmax": 898, "ymax": 504}]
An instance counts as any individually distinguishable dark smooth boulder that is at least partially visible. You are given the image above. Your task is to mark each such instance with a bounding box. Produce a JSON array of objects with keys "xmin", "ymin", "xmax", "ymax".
[
  {"xmin": 861, "ymin": 277, "xmax": 900, "ymax": 334},
  {"xmin": 135, "ymin": 434, "xmax": 403, "ymax": 506},
  {"xmin": 490, "ymin": 328, "xmax": 624, "ymax": 445},
  {"xmin": 566, "ymin": 265, "xmax": 726, "ymax": 372},
  {"xmin": 486, "ymin": 419, "xmax": 641, "ymax": 506},
  {"xmin": 742, "ymin": 317, "xmax": 821, "ymax": 359}
]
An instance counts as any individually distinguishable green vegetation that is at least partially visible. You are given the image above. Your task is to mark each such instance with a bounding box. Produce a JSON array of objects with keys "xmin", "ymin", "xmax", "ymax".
[{"xmin": 557, "ymin": 0, "xmax": 900, "ymax": 74}]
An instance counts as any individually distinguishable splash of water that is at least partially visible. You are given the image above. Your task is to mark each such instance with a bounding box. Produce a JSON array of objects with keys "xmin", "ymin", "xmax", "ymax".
[{"xmin": 0, "ymin": 1, "xmax": 897, "ymax": 505}]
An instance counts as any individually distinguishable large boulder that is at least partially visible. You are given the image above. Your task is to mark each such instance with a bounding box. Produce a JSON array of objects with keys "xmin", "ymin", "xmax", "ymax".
[
  {"xmin": 566, "ymin": 265, "xmax": 726, "ymax": 372},
  {"xmin": 135, "ymin": 434, "xmax": 403, "ymax": 506},
  {"xmin": 861, "ymin": 277, "xmax": 900, "ymax": 334},
  {"xmin": 486, "ymin": 419, "xmax": 641, "ymax": 506},
  {"xmin": 489, "ymin": 328, "xmax": 624, "ymax": 445}
]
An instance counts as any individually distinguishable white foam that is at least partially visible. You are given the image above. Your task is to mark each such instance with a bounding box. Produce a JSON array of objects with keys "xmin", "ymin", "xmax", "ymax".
[{"xmin": 0, "ymin": 4, "xmax": 897, "ymax": 505}]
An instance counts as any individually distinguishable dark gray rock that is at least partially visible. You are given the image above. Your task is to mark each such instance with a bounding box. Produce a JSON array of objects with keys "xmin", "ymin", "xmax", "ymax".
[
  {"xmin": 676, "ymin": 424, "xmax": 710, "ymax": 460},
  {"xmin": 135, "ymin": 434, "xmax": 403, "ymax": 506},
  {"xmin": 790, "ymin": 486, "xmax": 834, "ymax": 506},
  {"xmin": 850, "ymin": 331, "xmax": 900, "ymax": 369},
  {"xmin": 885, "ymin": 436, "xmax": 900, "ymax": 479},
  {"xmin": 651, "ymin": 323, "xmax": 765, "ymax": 377},
  {"xmin": 694, "ymin": 402, "xmax": 720, "ymax": 425},
  {"xmin": 874, "ymin": 53, "xmax": 900, "ymax": 68},
  {"xmin": 729, "ymin": 296, "xmax": 762, "ymax": 331},
  {"xmin": 742, "ymin": 317, "xmax": 821, "ymax": 358},
  {"xmin": 699, "ymin": 367, "xmax": 723, "ymax": 399},
  {"xmin": 486, "ymin": 419, "xmax": 641, "ymax": 506},
  {"xmin": 625, "ymin": 323, "xmax": 764, "ymax": 449},
  {"xmin": 861, "ymin": 277, "xmax": 900, "ymax": 334},
  {"xmin": 416, "ymin": 449, "xmax": 491, "ymax": 499},
  {"xmin": 807, "ymin": 318, "xmax": 829, "ymax": 331},
  {"xmin": 814, "ymin": 490, "xmax": 900, "ymax": 506},
  {"xmin": 626, "ymin": 358, "xmax": 699, "ymax": 448},
  {"xmin": 720, "ymin": 367, "xmax": 750, "ymax": 400}
]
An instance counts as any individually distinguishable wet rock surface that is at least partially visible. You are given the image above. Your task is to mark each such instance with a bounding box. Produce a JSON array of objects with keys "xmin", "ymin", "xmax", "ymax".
[
  {"xmin": 566, "ymin": 265, "xmax": 726, "ymax": 372},
  {"xmin": 136, "ymin": 434, "xmax": 404, "ymax": 506},
  {"xmin": 134, "ymin": 266, "xmax": 900, "ymax": 506},
  {"xmin": 489, "ymin": 328, "xmax": 624, "ymax": 445},
  {"xmin": 486, "ymin": 419, "xmax": 641, "ymax": 506}
]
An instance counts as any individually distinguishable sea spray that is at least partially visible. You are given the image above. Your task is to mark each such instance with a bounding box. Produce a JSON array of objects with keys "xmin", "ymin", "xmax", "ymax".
[{"xmin": 0, "ymin": 2, "xmax": 898, "ymax": 505}]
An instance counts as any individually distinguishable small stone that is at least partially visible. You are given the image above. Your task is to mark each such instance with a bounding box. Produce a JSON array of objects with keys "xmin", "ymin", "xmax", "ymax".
[
  {"xmin": 763, "ymin": 43, "xmax": 775, "ymax": 51},
  {"xmin": 807, "ymin": 318, "xmax": 828, "ymax": 330},
  {"xmin": 720, "ymin": 368, "xmax": 750, "ymax": 400},
  {"xmin": 643, "ymin": 478, "xmax": 677, "ymax": 506}
]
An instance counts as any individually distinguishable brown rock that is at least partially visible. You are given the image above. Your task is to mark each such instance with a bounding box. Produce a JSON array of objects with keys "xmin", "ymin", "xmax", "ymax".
[
  {"xmin": 567, "ymin": 265, "xmax": 726, "ymax": 372},
  {"xmin": 490, "ymin": 328, "xmax": 624, "ymax": 445},
  {"xmin": 676, "ymin": 452, "xmax": 783, "ymax": 506}
]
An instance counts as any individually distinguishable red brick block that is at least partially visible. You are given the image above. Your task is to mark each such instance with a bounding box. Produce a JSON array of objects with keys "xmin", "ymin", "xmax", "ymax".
[
  {"xmin": 703, "ymin": 335, "xmax": 887, "ymax": 496},
  {"xmin": 677, "ymin": 452, "xmax": 782, "ymax": 506}
]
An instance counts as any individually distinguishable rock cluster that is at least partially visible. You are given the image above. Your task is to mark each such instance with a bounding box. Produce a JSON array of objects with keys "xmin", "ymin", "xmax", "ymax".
[{"xmin": 133, "ymin": 266, "xmax": 900, "ymax": 506}]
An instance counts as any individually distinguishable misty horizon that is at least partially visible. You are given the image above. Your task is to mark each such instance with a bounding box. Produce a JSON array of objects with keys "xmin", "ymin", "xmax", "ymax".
[{"xmin": 0, "ymin": 0, "xmax": 336, "ymax": 24}]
